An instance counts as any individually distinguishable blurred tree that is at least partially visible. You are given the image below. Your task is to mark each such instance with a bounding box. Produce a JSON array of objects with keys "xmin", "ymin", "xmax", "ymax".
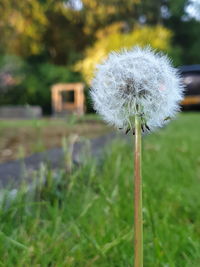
[
  {"xmin": 0, "ymin": 0, "xmax": 199, "ymax": 66},
  {"xmin": 0, "ymin": 0, "xmax": 87, "ymax": 64},
  {"xmin": 80, "ymin": 0, "xmax": 141, "ymax": 34},
  {"xmin": 0, "ymin": 0, "xmax": 199, "ymax": 113},
  {"xmin": 0, "ymin": 0, "xmax": 47, "ymax": 56},
  {"xmin": 165, "ymin": 0, "xmax": 200, "ymax": 65},
  {"xmin": 76, "ymin": 24, "xmax": 173, "ymax": 82},
  {"xmin": 0, "ymin": 54, "xmax": 81, "ymax": 113},
  {"xmin": 42, "ymin": 4, "xmax": 87, "ymax": 65}
]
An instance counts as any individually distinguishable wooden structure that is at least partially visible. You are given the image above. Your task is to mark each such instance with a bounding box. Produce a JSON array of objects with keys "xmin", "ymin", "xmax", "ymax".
[{"xmin": 51, "ymin": 83, "xmax": 85, "ymax": 115}]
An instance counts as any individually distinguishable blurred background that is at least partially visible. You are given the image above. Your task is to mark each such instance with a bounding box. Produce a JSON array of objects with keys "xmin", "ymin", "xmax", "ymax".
[
  {"xmin": 0, "ymin": 0, "xmax": 200, "ymax": 162},
  {"xmin": 1, "ymin": 1, "xmax": 200, "ymax": 265},
  {"xmin": 0, "ymin": 0, "xmax": 200, "ymax": 114}
]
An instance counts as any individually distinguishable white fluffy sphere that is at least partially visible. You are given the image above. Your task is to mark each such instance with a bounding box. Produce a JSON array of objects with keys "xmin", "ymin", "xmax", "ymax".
[{"xmin": 90, "ymin": 46, "xmax": 184, "ymax": 133}]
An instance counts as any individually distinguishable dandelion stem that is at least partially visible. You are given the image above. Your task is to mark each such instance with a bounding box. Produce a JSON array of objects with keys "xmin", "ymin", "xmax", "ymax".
[{"xmin": 134, "ymin": 114, "xmax": 143, "ymax": 267}]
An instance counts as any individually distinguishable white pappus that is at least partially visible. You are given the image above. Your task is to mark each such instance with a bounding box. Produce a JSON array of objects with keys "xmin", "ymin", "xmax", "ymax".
[{"xmin": 90, "ymin": 46, "xmax": 184, "ymax": 133}]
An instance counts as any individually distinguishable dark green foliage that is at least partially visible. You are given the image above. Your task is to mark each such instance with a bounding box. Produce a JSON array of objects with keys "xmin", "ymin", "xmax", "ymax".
[
  {"xmin": 0, "ymin": 55, "xmax": 81, "ymax": 114},
  {"xmin": 167, "ymin": 18, "xmax": 200, "ymax": 65}
]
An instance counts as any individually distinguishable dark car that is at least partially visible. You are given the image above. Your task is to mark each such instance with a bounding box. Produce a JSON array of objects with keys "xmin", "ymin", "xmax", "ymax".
[{"xmin": 179, "ymin": 65, "xmax": 200, "ymax": 108}]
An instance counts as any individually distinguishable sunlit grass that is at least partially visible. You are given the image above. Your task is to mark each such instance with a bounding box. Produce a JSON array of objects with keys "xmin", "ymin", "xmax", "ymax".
[
  {"xmin": 0, "ymin": 113, "xmax": 200, "ymax": 266},
  {"xmin": 0, "ymin": 114, "xmax": 102, "ymax": 128}
]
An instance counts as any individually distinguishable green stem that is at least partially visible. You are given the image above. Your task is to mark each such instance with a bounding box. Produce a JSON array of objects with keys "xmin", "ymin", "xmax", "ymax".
[{"xmin": 134, "ymin": 114, "xmax": 143, "ymax": 267}]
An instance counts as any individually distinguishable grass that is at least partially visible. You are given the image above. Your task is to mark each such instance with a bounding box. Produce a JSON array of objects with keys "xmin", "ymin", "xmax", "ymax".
[
  {"xmin": 0, "ymin": 113, "xmax": 200, "ymax": 266},
  {"xmin": 0, "ymin": 114, "xmax": 110, "ymax": 162}
]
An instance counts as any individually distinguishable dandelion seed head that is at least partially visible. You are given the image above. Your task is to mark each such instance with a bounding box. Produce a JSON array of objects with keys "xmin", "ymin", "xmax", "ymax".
[{"xmin": 90, "ymin": 46, "xmax": 184, "ymax": 132}]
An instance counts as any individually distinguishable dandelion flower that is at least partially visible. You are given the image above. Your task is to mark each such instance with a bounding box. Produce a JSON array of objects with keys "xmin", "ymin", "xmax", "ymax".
[
  {"xmin": 90, "ymin": 46, "xmax": 184, "ymax": 132},
  {"xmin": 90, "ymin": 46, "xmax": 185, "ymax": 267}
]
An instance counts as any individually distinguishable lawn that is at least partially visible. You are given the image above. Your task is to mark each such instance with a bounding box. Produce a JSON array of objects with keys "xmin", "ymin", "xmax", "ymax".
[
  {"xmin": 0, "ymin": 114, "xmax": 111, "ymax": 163},
  {"xmin": 0, "ymin": 113, "xmax": 200, "ymax": 266}
]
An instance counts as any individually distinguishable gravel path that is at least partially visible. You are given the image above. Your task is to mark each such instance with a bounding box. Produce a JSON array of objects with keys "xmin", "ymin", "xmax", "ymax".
[{"xmin": 0, "ymin": 132, "xmax": 119, "ymax": 188}]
